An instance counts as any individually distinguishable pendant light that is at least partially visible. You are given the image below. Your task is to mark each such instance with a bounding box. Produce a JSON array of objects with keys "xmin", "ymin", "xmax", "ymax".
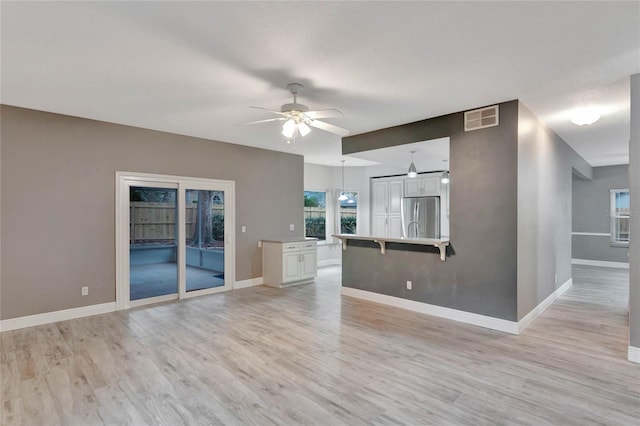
[
  {"xmin": 441, "ymin": 159, "xmax": 450, "ymax": 183},
  {"xmin": 407, "ymin": 151, "xmax": 417, "ymax": 178},
  {"xmin": 338, "ymin": 159, "xmax": 348, "ymax": 201}
]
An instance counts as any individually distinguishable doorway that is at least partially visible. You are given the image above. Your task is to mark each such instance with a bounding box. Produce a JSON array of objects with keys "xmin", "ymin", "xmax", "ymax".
[{"xmin": 116, "ymin": 172, "xmax": 235, "ymax": 310}]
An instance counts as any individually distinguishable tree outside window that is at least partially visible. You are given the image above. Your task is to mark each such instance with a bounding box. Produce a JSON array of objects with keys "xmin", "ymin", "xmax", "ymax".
[
  {"xmin": 304, "ymin": 190, "xmax": 326, "ymax": 240},
  {"xmin": 340, "ymin": 191, "xmax": 358, "ymax": 234}
]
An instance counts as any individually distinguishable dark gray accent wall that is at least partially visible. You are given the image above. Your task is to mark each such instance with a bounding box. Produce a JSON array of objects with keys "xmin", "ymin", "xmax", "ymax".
[
  {"xmin": 516, "ymin": 103, "xmax": 586, "ymax": 320},
  {"xmin": 342, "ymin": 100, "xmax": 519, "ymax": 321},
  {"xmin": 572, "ymin": 165, "xmax": 629, "ymax": 263},
  {"xmin": 342, "ymin": 100, "xmax": 591, "ymax": 323},
  {"xmin": 630, "ymin": 73, "xmax": 640, "ymax": 349},
  {"xmin": 0, "ymin": 105, "xmax": 304, "ymax": 320}
]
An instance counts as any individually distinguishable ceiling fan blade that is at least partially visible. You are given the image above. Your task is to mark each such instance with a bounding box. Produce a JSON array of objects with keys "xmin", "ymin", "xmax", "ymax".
[
  {"xmin": 240, "ymin": 117, "xmax": 286, "ymax": 126},
  {"xmin": 308, "ymin": 120, "xmax": 350, "ymax": 137},
  {"xmin": 304, "ymin": 109, "xmax": 344, "ymax": 119},
  {"xmin": 249, "ymin": 106, "xmax": 288, "ymax": 116}
]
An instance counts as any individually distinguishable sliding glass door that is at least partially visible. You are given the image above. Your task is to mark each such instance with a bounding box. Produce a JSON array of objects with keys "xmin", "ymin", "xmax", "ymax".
[
  {"xmin": 116, "ymin": 173, "xmax": 235, "ymax": 310},
  {"xmin": 129, "ymin": 184, "xmax": 179, "ymax": 302},
  {"xmin": 184, "ymin": 189, "xmax": 226, "ymax": 294}
]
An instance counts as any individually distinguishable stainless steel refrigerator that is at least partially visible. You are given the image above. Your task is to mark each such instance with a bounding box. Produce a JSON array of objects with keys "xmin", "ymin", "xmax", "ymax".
[{"xmin": 401, "ymin": 196, "xmax": 440, "ymax": 239}]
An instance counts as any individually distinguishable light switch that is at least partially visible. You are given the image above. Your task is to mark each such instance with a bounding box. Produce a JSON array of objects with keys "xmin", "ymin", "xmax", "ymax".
[
  {"xmin": 289, "ymin": 224, "xmax": 295, "ymax": 231},
  {"xmin": 241, "ymin": 226, "xmax": 246, "ymax": 233}
]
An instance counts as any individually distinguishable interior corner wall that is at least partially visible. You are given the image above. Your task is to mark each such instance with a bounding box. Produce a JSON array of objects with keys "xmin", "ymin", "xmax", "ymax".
[
  {"xmin": 629, "ymin": 73, "xmax": 640, "ymax": 349},
  {"xmin": 0, "ymin": 105, "xmax": 304, "ymax": 320},
  {"xmin": 516, "ymin": 102, "xmax": 588, "ymax": 320},
  {"xmin": 572, "ymin": 165, "xmax": 629, "ymax": 263}
]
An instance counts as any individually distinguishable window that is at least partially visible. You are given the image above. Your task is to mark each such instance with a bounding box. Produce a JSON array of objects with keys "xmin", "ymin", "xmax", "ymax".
[
  {"xmin": 304, "ymin": 190, "xmax": 326, "ymax": 240},
  {"xmin": 340, "ymin": 191, "xmax": 358, "ymax": 234},
  {"xmin": 610, "ymin": 189, "xmax": 630, "ymax": 246}
]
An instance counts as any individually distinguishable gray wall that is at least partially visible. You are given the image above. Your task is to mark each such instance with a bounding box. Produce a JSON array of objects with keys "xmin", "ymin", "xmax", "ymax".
[
  {"xmin": 0, "ymin": 105, "xmax": 304, "ymax": 320},
  {"xmin": 572, "ymin": 165, "xmax": 629, "ymax": 263},
  {"xmin": 516, "ymin": 103, "xmax": 586, "ymax": 320},
  {"xmin": 342, "ymin": 100, "xmax": 591, "ymax": 322},
  {"xmin": 630, "ymin": 73, "xmax": 640, "ymax": 349},
  {"xmin": 342, "ymin": 100, "xmax": 519, "ymax": 321}
]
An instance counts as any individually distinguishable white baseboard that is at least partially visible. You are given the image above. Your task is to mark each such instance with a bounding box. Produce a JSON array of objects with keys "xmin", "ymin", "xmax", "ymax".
[
  {"xmin": 234, "ymin": 277, "xmax": 264, "ymax": 289},
  {"xmin": 517, "ymin": 278, "xmax": 573, "ymax": 333},
  {"xmin": 629, "ymin": 346, "xmax": 640, "ymax": 363},
  {"xmin": 572, "ymin": 258, "xmax": 629, "ymax": 269},
  {"xmin": 318, "ymin": 259, "xmax": 342, "ymax": 268},
  {"xmin": 341, "ymin": 287, "xmax": 519, "ymax": 334},
  {"xmin": 0, "ymin": 302, "xmax": 116, "ymax": 333}
]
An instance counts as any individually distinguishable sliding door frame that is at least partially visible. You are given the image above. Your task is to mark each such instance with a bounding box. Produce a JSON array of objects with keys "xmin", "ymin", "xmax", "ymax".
[{"xmin": 116, "ymin": 171, "xmax": 235, "ymax": 310}]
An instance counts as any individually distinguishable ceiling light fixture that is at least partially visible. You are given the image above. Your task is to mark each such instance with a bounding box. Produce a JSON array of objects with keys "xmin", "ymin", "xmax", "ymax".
[
  {"xmin": 282, "ymin": 119, "xmax": 296, "ymax": 137},
  {"xmin": 407, "ymin": 151, "xmax": 417, "ymax": 178},
  {"xmin": 282, "ymin": 117, "xmax": 311, "ymax": 138},
  {"xmin": 298, "ymin": 121, "xmax": 311, "ymax": 136},
  {"xmin": 570, "ymin": 109, "xmax": 600, "ymax": 126},
  {"xmin": 338, "ymin": 159, "xmax": 348, "ymax": 201}
]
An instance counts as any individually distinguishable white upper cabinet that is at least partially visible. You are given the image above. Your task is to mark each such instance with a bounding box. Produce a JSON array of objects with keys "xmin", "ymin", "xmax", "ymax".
[{"xmin": 404, "ymin": 176, "xmax": 441, "ymax": 197}]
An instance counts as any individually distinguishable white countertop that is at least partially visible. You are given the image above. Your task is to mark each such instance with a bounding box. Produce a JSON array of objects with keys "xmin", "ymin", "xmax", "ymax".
[
  {"xmin": 261, "ymin": 237, "xmax": 318, "ymax": 243},
  {"xmin": 331, "ymin": 234, "xmax": 449, "ymax": 261},
  {"xmin": 332, "ymin": 234, "xmax": 449, "ymax": 246}
]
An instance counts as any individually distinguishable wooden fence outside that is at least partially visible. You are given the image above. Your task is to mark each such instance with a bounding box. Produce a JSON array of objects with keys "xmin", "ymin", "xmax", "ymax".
[
  {"xmin": 130, "ymin": 202, "xmax": 224, "ymax": 241},
  {"xmin": 304, "ymin": 207, "xmax": 357, "ymax": 219}
]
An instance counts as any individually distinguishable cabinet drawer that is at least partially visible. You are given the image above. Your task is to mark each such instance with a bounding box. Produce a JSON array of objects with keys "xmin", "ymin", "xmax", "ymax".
[
  {"xmin": 282, "ymin": 242, "xmax": 301, "ymax": 252},
  {"xmin": 301, "ymin": 241, "xmax": 317, "ymax": 250}
]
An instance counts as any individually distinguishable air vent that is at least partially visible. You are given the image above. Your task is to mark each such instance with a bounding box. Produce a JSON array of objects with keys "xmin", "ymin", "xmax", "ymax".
[{"xmin": 464, "ymin": 105, "xmax": 499, "ymax": 131}]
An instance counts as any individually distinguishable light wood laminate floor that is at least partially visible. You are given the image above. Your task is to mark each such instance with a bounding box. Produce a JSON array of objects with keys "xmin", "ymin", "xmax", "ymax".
[{"xmin": 1, "ymin": 265, "xmax": 638, "ymax": 425}]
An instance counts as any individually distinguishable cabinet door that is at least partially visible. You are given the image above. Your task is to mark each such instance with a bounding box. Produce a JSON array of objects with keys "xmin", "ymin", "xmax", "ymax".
[
  {"xmin": 404, "ymin": 179, "xmax": 422, "ymax": 197},
  {"xmin": 421, "ymin": 176, "xmax": 441, "ymax": 196},
  {"xmin": 282, "ymin": 252, "xmax": 300, "ymax": 283},
  {"xmin": 388, "ymin": 180, "xmax": 404, "ymax": 214},
  {"xmin": 389, "ymin": 215, "xmax": 403, "ymax": 238},
  {"xmin": 372, "ymin": 215, "xmax": 388, "ymax": 237},
  {"xmin": 300, "ymin": 249, "xmax": 317, "ymax": 280},
  {"xmin": 371, "ymin": 181, "xmax": 389, "ymax": 215}
]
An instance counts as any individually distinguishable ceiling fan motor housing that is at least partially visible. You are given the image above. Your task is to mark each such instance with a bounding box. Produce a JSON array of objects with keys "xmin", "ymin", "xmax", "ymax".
[{"xmin": 281, "ymin": 103, "xmax": 309, "ymax": 113}]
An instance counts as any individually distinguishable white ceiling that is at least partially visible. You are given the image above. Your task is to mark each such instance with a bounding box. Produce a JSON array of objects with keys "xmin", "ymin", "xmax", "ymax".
[{"xmin": 1, "ymin": 1, "xmax": 638, "ymax": 167}]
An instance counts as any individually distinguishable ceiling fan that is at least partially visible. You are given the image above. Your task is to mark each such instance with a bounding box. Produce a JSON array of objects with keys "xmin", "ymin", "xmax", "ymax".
[{"xmin": 245, "ymin": 83, "xmax": 349, "ymax": 142}]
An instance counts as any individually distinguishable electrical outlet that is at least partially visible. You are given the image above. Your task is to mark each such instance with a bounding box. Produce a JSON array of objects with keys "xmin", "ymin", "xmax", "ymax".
[
  {"xmin": 241, "ymin": 225, "xmax": 246, "ymax": 233},
  {"xmin": 289, "ymin": 224, "xmax": 295, "ymax": 231},
  {"xmin": 258, "ymin": 240, "xmax": 262, "ymax": 248},
  {"xmin": 555, "ymin": 273, "xmax": 558, "ymax": 284},
  {"xmin": 406, "ymin": 281, "xmax": 412, "ymax": 290},
  {"xmin": 81, "ymin": 286, "xmax": 88, "ymax": 296}
]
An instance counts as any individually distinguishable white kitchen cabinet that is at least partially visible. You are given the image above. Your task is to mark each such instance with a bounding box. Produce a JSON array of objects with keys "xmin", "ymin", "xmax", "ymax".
[
  {"xmin": 370, "ymin": 178, "xmax": 404, "ymax": 238},
  {"xmin": 262, "ymin": 239, "xmax": 317, "ymax": 288},
  {"xmin": 404, "ymin": 176, "xmax": 441, "ymax": 197}
]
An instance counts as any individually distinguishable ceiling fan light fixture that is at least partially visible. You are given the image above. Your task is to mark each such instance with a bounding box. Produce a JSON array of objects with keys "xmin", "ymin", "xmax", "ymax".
[
  {"xmin": 407, "ymin": 151, "xmax": 418, "ymax": 178},
  {"xmin": 298, "ymin": 121, "xmax": 311, "ymax": 136},
  {"xmin": 282, "ymin": 119, "xmax": 296, "ymax": 137}
]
